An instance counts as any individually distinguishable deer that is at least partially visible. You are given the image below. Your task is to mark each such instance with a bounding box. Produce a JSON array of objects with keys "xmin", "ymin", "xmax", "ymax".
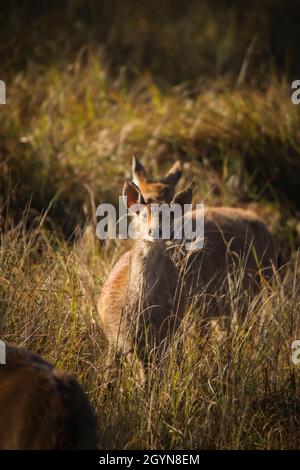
[
  {"xmin": 98, "ymin": 181, "xmax": 189, "ymax": 377},
  {"xmin": 0, "ymin": 343, "xmax": 97, "ymax": 450},
  {"xmin": 132, "ymin": 156, "xmax": 183, "ymax": 203},
  {"xmin": 132, "ymin": 157, "xmax": 277, "ymax": 319}
]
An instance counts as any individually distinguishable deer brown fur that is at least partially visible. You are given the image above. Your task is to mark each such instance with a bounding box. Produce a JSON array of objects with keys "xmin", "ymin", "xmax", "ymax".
[
  {"xmin": 132, "ymin": 157, "xmax": 277, "ymax": 314},
  {"xmin": 98, "ymin": 181, "xmax": 188, "ymax": 373}
]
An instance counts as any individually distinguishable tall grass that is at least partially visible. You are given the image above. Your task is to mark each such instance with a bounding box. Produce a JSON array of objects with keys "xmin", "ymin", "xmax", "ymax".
[
  {"xmin": 1, "ymin": 51, "xmax": 299, "ymax": 244},
  {"xmin": 1, "ymin": 218, "xmax": 300, "ymax": 449},
  {"xmin": 1, "ymin": 1, "xmax": 300, "ymax": 449}
]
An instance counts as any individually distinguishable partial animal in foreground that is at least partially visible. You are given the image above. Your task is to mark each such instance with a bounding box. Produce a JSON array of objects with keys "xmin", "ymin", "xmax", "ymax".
[{"xmin": 0, "ymin": 343, "xmax": 97, "ymax": 450}]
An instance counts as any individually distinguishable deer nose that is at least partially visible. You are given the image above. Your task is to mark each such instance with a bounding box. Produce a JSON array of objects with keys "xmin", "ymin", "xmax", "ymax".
[{"xmin": 149, "ymin": 228, "xmax": 163, "ymax": 238}]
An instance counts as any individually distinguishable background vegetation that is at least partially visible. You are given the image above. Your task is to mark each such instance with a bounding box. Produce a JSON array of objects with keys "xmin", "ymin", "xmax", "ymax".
[{"xmin": 1, "ymin": 0, "xmax": 300, "ymax": 449}]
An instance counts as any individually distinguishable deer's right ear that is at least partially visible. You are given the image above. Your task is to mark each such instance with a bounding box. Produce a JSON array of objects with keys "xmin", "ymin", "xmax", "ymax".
[
  {"xmin": 162, "ymin": 160, "xmax": 183, "ymax": 187},
  {"xmin": 132, "ymin": 156, "xmax": 148, "ymax": 185},
  {"xmin": 172, "ymin": 187, "xmax": 192, "ymax": 207},
  {"xmin": 123, "ymin": 181, "xmax": 145, "ymax": 211}
]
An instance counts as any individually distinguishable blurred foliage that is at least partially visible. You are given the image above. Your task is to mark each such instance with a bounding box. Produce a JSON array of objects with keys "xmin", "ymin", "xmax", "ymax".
[
  {"xmin": 0, "ymin": 0, "xmax": 300, "ymax": 245},
  {"xmin": 1, "ymin": 0, "xmax": 300, "ymax": 84}
]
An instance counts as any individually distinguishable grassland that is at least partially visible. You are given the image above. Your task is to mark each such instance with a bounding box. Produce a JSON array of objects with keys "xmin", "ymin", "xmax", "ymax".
[{"xmin": 1, "ymin": 1, "xmax": 300, "ymax": 449}]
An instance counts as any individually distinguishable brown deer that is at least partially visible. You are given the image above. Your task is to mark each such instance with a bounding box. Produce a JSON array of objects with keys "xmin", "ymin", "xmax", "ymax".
[
  {"xmin": 98, "ymin": 181, "xmax": 189, "ymax": 375},
  {"xmin": 132, "ymin": 157, "xmax": 277, "ymax": 316},
  {"xmin": 0, "ymin": 343, "xmax": 97, "ymax": 450},
  {"xmin": 132, "ymin": 156, "xmax": 182, "ymax": 204}
]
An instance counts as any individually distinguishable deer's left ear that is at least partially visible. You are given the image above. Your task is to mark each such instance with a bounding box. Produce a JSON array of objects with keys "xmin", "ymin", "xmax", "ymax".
[
  {"xmin": 172, "ymin": 188, "xmax": 192, "ymax": 208},
  {"xmin": 161, "ymin": 160, "xmax": 182, "ymax": 187},
  {"xmin": 132, "ymin": 156, "xmax": 148, "ymax": 185},
  {"xmin": 123, "ymin": 180, "xmax": 145, "ymax": 211}
]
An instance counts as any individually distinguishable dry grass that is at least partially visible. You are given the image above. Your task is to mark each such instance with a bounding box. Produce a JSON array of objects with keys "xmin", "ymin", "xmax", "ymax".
[
  {"xmin": 1, "ymin": 8, "xmax": 300, "ymax": 448},
  {"xmin": 1, "ymin": 218, "xmax": 300, "ymax": 449},
  {"xmin": 1, "ymin": 51, "xmax": 300, "ymax": 230}
]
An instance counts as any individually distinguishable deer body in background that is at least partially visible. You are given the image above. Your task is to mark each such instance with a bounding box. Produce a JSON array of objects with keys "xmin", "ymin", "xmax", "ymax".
[
  {"xmin": 0, "ymin": 343, "xmax": 97, "ymax": 450},
  {"xmin": 132, "ymin": 157, "xmax": 277, "ymax": 315},
  {"xmin": 98, "ymin": 181, "xmax": 189, "ymax": 373}
]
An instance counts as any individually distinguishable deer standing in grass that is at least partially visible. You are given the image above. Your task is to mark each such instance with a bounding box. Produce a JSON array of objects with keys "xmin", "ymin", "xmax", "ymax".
[
  {"xmin": 98, "ymin": 181, "xmax": 189, "ymax": 375},
  {"xmin": 132, "ymin": 157, "xmax": 277, "ymax": 317},
  {"xmin": 0, "ymin": 343, "xmax": 97, "ymax": 450}
]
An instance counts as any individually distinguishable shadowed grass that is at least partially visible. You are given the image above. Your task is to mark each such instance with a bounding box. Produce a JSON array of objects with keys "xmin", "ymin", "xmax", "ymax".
[{"xmin": 1, "ymin": 51, "xmax": 299, "ymax": 250}]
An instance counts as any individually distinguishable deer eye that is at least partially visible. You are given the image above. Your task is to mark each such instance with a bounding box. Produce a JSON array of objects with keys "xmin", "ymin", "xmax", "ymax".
[{"xmin": 140, "ymin": 210, "xmax": 148, "ymax": 221}]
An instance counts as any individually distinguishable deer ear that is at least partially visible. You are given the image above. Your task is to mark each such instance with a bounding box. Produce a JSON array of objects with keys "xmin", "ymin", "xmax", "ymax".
[
  {"xmin": 172, "ymin": 188, "xmax": 192, "ymax": 208},
  {"xmin": 132, "ymin": 156, "xmax": 148, "ymax": 185},
  {"xmin": 123, "ymin": 181, "xmax": 145, "ymax": 210},
  {"xmin": 161, "ymin": 160, "xmax": 183, "ymax": 187}
]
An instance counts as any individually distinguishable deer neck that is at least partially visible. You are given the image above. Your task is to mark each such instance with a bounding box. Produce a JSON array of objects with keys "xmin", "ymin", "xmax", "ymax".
[{"xmin": 130, "ymin": 239, "xmax": 167, "ymax": 293}]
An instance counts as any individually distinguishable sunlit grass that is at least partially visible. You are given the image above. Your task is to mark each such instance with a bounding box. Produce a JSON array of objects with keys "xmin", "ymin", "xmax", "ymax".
[
  {"xmin": 1, "ymin": 219, "xmax": 300, "ymax": 449},
  {"xmin": 1, "ymin": 25, "xmax": 300, "ymax": 449}
]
